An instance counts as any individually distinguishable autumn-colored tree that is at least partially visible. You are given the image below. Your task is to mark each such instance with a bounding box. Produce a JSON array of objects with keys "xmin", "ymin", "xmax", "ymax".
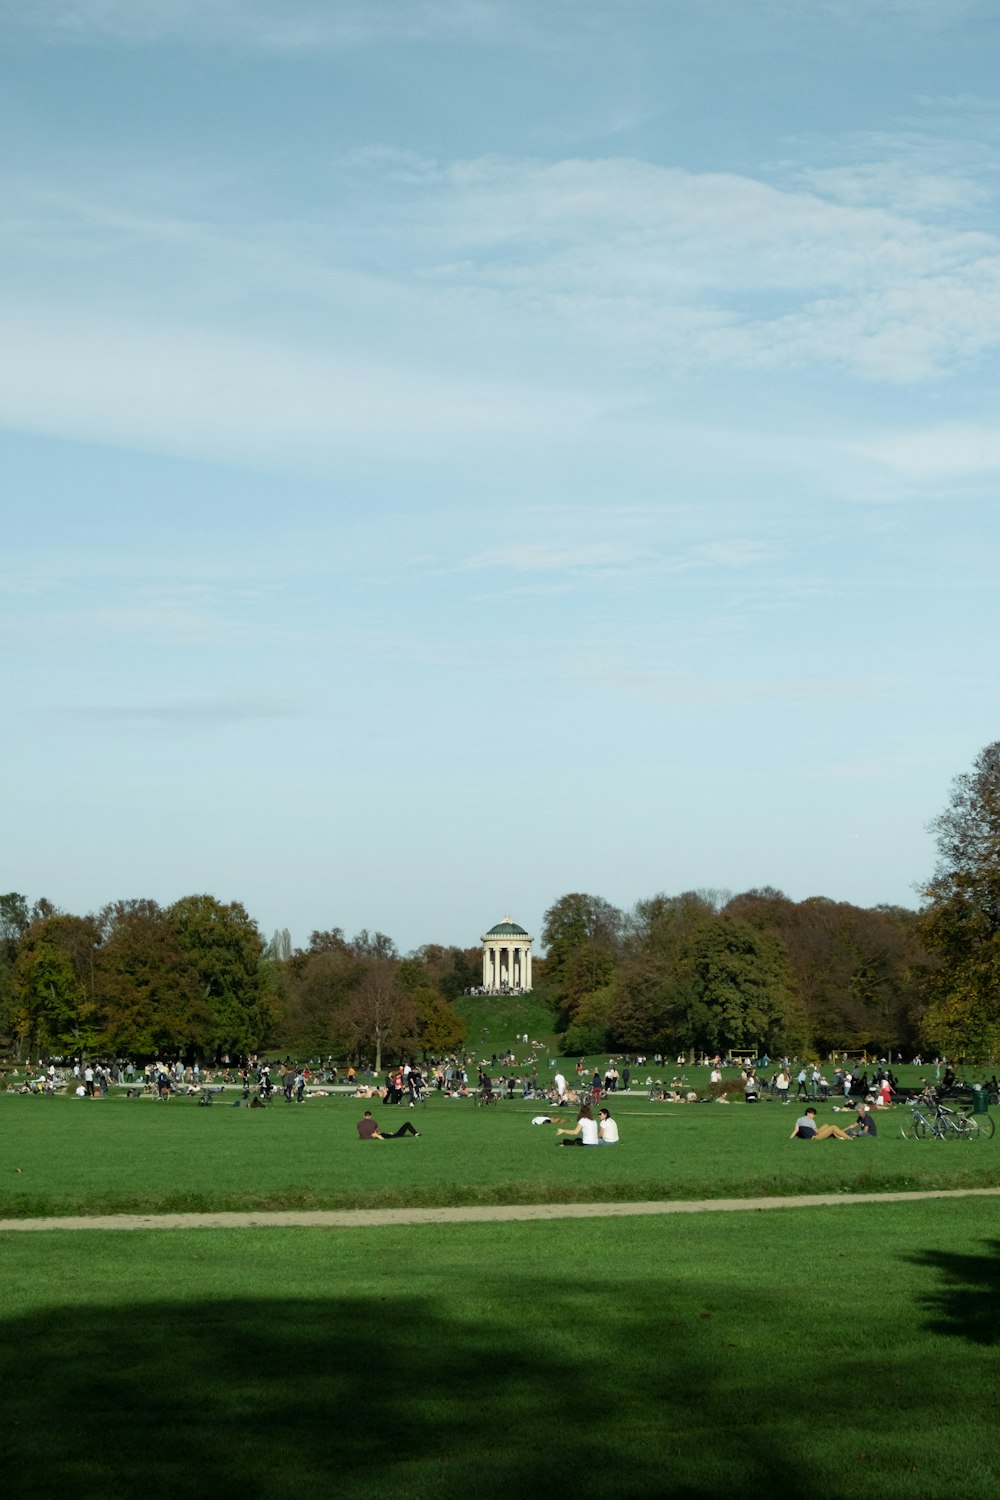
[
  {"xmin": 341, "ymin": 961, "xmax": 417, "ymax": 1073},
  {"xmin": 413, "ymin": 987, "xmax": 467, "ymax": 1057},
  {"xmin": 725, "ymin": 890, "xmax": 926, "ymax": 1053},
  {"xmin": 95, "ymin": 900, "xmax": 211, "ymax": 1056},
  {"xmin": 282, "ymin": 947, "xmax": 365, "ymax": 1055}
]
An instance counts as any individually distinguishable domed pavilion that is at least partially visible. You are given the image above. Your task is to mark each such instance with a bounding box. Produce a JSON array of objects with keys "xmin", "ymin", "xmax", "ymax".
[{"xmin": 481, "ymin": 915, "xmax": 533, "ymax": 993}]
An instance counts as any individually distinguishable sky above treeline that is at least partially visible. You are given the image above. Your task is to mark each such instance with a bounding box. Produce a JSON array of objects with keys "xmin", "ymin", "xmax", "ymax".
[{"xmin": 4, "ymin": 0, "xmax": 1000, "ymax": 952}]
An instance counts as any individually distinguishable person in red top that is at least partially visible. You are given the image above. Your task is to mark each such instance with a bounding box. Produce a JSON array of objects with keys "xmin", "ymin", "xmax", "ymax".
[{"xmin": 357, "ymin": 1110, "xmax": 419, "ymax": 1139}]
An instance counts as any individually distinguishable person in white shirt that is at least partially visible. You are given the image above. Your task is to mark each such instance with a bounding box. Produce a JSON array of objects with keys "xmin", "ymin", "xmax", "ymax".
[
  {"xmin": 553, "ymin": 1072, "xmax": 568, "ymax": 1102},
  {"xmin": 598, "ymin": 1108, "xmax": 619, "ymax": 1145},
  {"xmin": 557, "ymin": 1106, "xmax": 599, "ymax": 1146}
]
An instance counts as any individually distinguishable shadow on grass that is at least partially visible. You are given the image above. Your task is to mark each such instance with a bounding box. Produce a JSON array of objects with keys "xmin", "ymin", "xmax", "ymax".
[
  {"xmin": 2, "ymin": 1284, "xmax": 821, "ymax": 1500},
  {"xmin": 2, "ymin": 1268, "xmax": 993, "ymax": 1500},
  {"xmin": 908, "ymin": 1238, "xmax": 1000, "ymax": 1345}
]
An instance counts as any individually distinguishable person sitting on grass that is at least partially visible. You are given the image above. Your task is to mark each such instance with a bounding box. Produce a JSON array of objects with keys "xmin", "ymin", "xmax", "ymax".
[
  {"xmin": 790, "ymin": 1107, "xmax": 851, "ymax": 1140},
  {"xmin": 847, "ymin": 1106, "xmax": 877, "ymax": 1137},
  {"xmin": 357, "ymin": 1110, "xmax": 420, "ymax": 1140},
  {"xmin": 557, "ymin": 1105, "xmax": 599, "ymax": 1146},
  {"xmin": 598, "ymin": 1107, "xmax": 619, "ymax": 1145}
]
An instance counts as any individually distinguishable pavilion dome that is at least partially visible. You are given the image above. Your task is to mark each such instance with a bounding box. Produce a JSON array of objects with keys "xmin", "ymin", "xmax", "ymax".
[{"xmin": 483, "ymin": 914, "xmax": 530, "ymax": 938}]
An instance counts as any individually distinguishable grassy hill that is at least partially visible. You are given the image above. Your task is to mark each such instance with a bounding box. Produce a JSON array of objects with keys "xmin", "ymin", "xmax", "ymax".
[{"xmin": 452, "ymin": 990, "xmax": 559, "ymax": 1061}]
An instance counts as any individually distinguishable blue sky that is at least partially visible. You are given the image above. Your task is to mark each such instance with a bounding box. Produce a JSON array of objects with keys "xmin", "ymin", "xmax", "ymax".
[{"xmin": 4, "ymin": 0, "xmax": 1000, "ymax": 952}]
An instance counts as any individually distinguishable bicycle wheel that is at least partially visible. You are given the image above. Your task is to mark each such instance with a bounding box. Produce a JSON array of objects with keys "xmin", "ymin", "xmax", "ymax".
[
  {"xmin": 912, "ymin": 1118, "xmax": 928, "ymax": 1139},
  {"xmin": 977, "ymin": 1113, "xmax": 996, "ymax": 1139},
  {"xmin": 958, "ymin": 1118, "xmax": 982, "ymax": 1142}
]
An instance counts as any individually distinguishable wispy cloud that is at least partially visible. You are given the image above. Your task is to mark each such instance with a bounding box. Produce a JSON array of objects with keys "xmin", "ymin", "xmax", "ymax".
[
  {"xmin": 598, "ymin": 667, "xmax": 910, "ymax": 711},
  {"xmin": 458, "ymin": 541, "xmax": 647, "ymax": 572},
  {"xmin": 696, "ymin": 541, "xmax": 778, "ymax": 568},
  {"xmin": 5, "ymin": 0, "xmax": 985, "ymax": 51},
  {"xmin": 853, "ymin": 422, "xmax": 1000, "ymax": 484},
  {"xmin": 0, "ymin": 0, "xmax": 516, "ymax": 51},
  {"xmin": 4, "ymin": 122, "xmax": 1000, "ymax": 472},
  {"xmin": 68, "ymin": 694, "xmax": 302, "ymax": 725},
  {"xmin": 347, "ymin": 151, "xmax": 1000, "ymax": 382},
  {"xmin": 0, "ymin": 303, "xmax": 602, "ymax": 470}
]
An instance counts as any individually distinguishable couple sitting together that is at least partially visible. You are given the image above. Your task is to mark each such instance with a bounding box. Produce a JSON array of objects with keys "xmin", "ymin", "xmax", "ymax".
[
  {"xmin": 557, "ymin": 1105, "xmax": 619, "ymax": 1146},
  {"xmin": 790, "ymin": 1106, "xmax": 877, "ymax": 1140}
]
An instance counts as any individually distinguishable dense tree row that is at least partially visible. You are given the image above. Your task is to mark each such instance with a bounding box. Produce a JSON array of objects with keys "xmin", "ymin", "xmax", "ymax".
[
  {"xmin": 537, "ymin": 740, "xmax": 1000, "ymax": 1061},
  {"xmin": 2, "ymin": 740, "xmax": 998, "ymax": 1062},
  {"xmin": 0, "ymin": 895, "xmax": 472, "ymax": 1067},
  {"xmin": 540, "ymin": 887, "xmax": 931, "ymax": 1059}
]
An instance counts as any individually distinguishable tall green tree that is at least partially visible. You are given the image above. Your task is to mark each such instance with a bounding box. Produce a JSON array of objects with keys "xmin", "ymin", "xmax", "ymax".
[
  {"xmin": 688, "ymin": 920, "xmax": 805, "ymax": 1056},
  {"xmin": 541, "ymin": 892, "xmax": 623, "ymax": 1025},
  {"xmin": 0, "ymin": 892, "xmax": 31, "ymax": 962},
  {"xmin": 11, "ymin": 914, "xmax": 102, "ymax": 1056},
  {"xmin": 167, "ymin": 895, "xmax": 271, "ymax": 1056},
  {"xmin": 919, "ymin": 741, "xmax": 1000, "ymax": 1058}
]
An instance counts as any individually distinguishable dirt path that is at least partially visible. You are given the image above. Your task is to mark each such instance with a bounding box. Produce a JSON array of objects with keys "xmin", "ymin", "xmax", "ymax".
[{"xmin": 2, "ymin": 1185, "xmax": 999, "ymax": 1232}]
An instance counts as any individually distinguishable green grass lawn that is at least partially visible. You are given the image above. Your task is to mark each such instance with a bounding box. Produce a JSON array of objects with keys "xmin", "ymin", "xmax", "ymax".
[
  {"xmin": 1, "ymin": 1088, "xmax": 998, "ymax": 1218},
  {"xmin": 2, "ymin": 1198, "xmax": 999, "ymax": 1498},
  {"xmin": 452, "ymin": 990, "xmax": 561, "ymax": 1056}
]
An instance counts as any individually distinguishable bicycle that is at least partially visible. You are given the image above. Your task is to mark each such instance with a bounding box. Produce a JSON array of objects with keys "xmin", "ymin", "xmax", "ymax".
[
  {"xmin": 474, "ymin": 1088, "xmax": 500, "ymax": 1108},
  {"xmin": 901, "ymin": 1095, "xmax": 994, "ymax": 1141},
  {"xmin": 937, "ymin": 1100, "xmax": 994, "ymax": 1141}
]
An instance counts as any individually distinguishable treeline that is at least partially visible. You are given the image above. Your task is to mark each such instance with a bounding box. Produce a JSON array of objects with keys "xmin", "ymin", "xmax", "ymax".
[
  {"xmin": 541, "ymin": 888, "xmax": 933, "ymax": 1058},
  {"xmin": 1, "ymin": 883, "xmax": 934, "ymax": 1065},
  {"xmin": 4, "ymin": 741, "xmax": 996, "ymax": 1065},
  {"xmin": 0, "ymin": 895, "xmax": 474, "ymax": 1068}
]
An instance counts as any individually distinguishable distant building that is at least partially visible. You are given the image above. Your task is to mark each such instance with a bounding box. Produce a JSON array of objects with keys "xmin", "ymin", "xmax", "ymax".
[{"xmin": 481, "ymin": 915, "xmax": 533, "ymax": 993}]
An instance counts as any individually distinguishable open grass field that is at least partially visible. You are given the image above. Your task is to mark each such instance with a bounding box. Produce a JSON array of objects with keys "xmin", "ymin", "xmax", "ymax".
[
  {"xmin": 3, "ymin": 1199, "xmax": 999, "ymax": 1498},
  {"xmin": 2, "ymin": 1088, "xmax": 998, "ymax": 1218},
  {"xmin": 3, "ymin": 1081, "xmax": 998, "ymax": 1497}
]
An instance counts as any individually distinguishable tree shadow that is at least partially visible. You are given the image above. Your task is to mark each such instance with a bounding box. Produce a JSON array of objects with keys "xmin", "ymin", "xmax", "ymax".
[
  {"xmin": 907, "ymin": 1238, "xmax": 1000, "ymax": 1345},
  {"xmin": 0, "ymin": 1278, "xmax": 826, "ymax": 1499}
]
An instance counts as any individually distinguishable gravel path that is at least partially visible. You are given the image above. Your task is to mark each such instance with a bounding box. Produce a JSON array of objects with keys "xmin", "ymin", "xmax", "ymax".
[{"xmin": 2, "ymin": 1185, "xmax": 999, "ymax": 1232}]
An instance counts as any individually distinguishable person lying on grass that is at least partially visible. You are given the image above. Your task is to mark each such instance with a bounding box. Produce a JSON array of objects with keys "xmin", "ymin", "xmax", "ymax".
[
  {"xmin": 557, "ymin": 1105, "xmax": 599, "ymax": 1146},
  {"xmin": 357, "ymin": 1110, "xmax": 420, "ymax": 1140},
  {"xmin": 790, "ymin": 1107, "xmax": 851, "ymax": 1141}
]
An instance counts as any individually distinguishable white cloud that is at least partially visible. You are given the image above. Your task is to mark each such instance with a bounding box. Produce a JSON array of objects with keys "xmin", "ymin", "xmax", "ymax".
[
  {"xmin": 351, "ymin": 152, "xmax": 1000, "ymax": 382},
  {"xmin": 4, "ymin": 137, "xmax": 1000, "ymax": 471},
  {"xmin": 853, "ymin": 423, "xmax": 1000, "ymax": 483},
  {"xmin": 794, "ymin": 162, "xmax": 985, "ymax": 217}
]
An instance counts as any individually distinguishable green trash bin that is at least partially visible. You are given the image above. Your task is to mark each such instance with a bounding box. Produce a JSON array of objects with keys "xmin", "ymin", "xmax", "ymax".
[{"xmin": 970, "ymin": 1089, "xmax": 991, "ymax": 1115}]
